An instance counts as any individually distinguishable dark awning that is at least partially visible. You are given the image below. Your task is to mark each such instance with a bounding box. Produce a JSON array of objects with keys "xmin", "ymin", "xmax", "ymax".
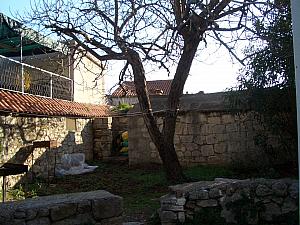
[{"xmin": 0, "ymin": 13, "xmax": 64, "ymax": 57}]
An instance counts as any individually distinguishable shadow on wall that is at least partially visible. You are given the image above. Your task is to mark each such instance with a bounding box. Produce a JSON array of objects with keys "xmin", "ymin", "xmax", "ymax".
[{"xmin": 0, "ymin": 116, "xmax": 93, "ymax": 189}]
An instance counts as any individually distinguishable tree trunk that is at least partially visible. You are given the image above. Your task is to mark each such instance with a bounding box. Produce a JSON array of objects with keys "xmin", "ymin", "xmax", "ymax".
[{"xmin": 126, "ymin": 33, "xmax": 201, "ymax": 182}]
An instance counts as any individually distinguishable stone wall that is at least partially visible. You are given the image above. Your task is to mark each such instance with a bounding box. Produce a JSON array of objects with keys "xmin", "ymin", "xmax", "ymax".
[
  {"xmin": 0, "ymin": 190, "xmax": 123, "ymax": 225},
  {"xmin": 93, "ymin": 116, "xmax": 129, "ymax": 158},
  {"xmin": 159, "ymin": 178, "xmax": 299, "ymax": 225},
  {"xmin": 93, "ymin": 117, "xmax": 112, "ymax": 159},
  {"xmin": 0, "ymin": 115, "xmax": 93, "ymax": 188},
  {"xmin": 129, "ymin": 111, "xmax": 279, "ymax": 167}
]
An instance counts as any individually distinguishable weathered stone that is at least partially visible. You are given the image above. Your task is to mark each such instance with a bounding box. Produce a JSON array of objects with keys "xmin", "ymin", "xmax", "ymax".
[
  {"xmin": 50, "ymin": 203, "xmax": 77, "ymax": 221},
  {"xmin": 178, "ymin": 211, "xmax": 185, "ymax": 223},
  {"xmin": 261, "ymin": 202, "xmax": 281, "ymax": 221},
  {"xmin": 38, "ymin": 208, "xmax": 49, "ymax": 217},
  {"xmin": 185, "ymin": 201, "xmax": 196, "ymax": 209},
  {"xmin": 256, "ymin": 184, "xmax": 272, "ymax": 196},
  {"xmin": 26, "ymin": 209, "xmax": 37, "ymax": 220},
  {"xmin": 77, "ymin": 200, "xmax": 91, "ymax": 214},
  {"xmin": 9, "ymin": 219, "xmax": 26, "ymax": 225},
  {"xmin": 214, "ymin": 143, "xmax": 227, "ymax": 154},
  {"xmin": 180, "ymin": 135, "xmax": 193, "ymax": 143},
  {"xmin": 26, "ymin": 217, "xmax": 50, "ymax": 225},
  {"xmin": 14, "ymin": 210, "xmax": 26, "ymax": 219},
  {"xmin": 209, "ymin": 188, "xmax": 223, "ymax": 199},
  {"xmin": 177, "ymin": 198, "xmax": 186, "ymax": 206},
  {"xmin": 206, "ymin": 134, "xmax": 217, "ymax": 145},
  {"xmin": 161, "ymin": 204, "xmax": 184, "ymax": 212},
  {"xmin": 272, "ymin": 182, "xmax": 287, "ymax": 197},
  {"xmin": 288, "ymin": 183, "xmax": 299, "ymax": 199},
  {"xmin": 92, "ymin": 196, "xmax": 123, "ymax": 220},
  {"xmin": 282, "ymin": 197, "xmax": 298, "ymax": 214},
  {"xmin": 221, "ymin": 208, "xmax": 236, "ymax": 224},
  {"xmin": 189, "ymin": 190, "xmax": 209, "ymax": 200},
  {"xmin": 160, "ymin": 211, "xmax": 177, "ymax": 222},
  {"xmin": 101, "ymin": 216, "xmax": 123, "ymax": 225},
  {"xmin": 207, "ymin": 116, "xmax": 221, "ymax": 124},
  {"xmin": 52, "ymin": 213, "xmax": 96, "ymax": 225},
  {"xmin": 196, "ymin": 199, "xmax": 218, "ymax": 207},
  {"xmin": 201, "ymin": 145, "xmax": 214, "ymax": 156}
]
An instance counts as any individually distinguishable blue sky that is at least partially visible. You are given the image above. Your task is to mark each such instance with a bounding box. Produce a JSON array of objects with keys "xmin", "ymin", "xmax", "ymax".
[{"xmin": 0, "ymin": 0, "xmax": 242, "ymax": 94}]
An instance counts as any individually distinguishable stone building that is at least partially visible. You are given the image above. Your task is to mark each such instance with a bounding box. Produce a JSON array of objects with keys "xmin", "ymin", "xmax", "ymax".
[
  {"xmin": 0, "ymin": 90, "xmax": 110, "ymax": 188},
  {"xmin": 108, "ymin": 79, "xmax": 172, "ymax": 105}
]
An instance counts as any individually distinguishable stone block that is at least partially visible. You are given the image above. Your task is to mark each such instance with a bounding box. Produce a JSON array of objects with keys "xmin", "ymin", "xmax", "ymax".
[
  {"xmin": 288, "ymin": 183, "xmax": 299, "ymax": 199},
  {"xmin": 196, "ymin": 199, "xmax": 218, "ymax": 207},
  {"xmin": 209, "ymin": 188, "xmax": 223, "ymax": 199},
  {"xmin": 214, "ymin": 143, "xmax": 227, "ymax": 154},
  {"xmin": 101, "ymin": 216, "xmax": 123, "ymax": 225},
  {"xmin": 201, "ymin": 145, "xmax": 214, "ymax": 157},
  {"xmin": 189, "ymin": 190, "xmax": 209, "ymax": 200},
  {"xmin": 221, "ymin": 114, "xmax": 235, "ymax": 124},
  {"xmin": 178, "ymin": 211, "xmax": 185, "ymax": 223},
  {"xmin": 50, "ymin": 203, "xmax": 77, "ymax": 221},
  {"xmin": 92, "ymin": 196, "xmax": 123, "ymax": 220},
  {"xmin": 14, "ymin": 210, "xmax": 26, "ymax": 219},
  {"xmin": 282, "ymin": 197, "xmax": 298, "ymax": 214},
  {"xmin": 193, "ymin": 135, "xmax": 205, "ymax": 145},
  {"xmin": 271, "ymin": 182, "xmax": 287, "ymax": 197},
  {"xmin": 206, "ymin": 135, "xmax": 217, "ymax": 145},
  {"xmin": 185, "ymin": 143, "xmax": 198, "ymax": 152},
  {"xmin": 256, "ymin": 184, "xmax": 272, "ymax": 197},
  {"xmin": 226, "ymin": 124, "xmax": 238, "ymax": 132},
  {"xmin": 180, "ymin": 135, "xmax": 193, "ymax": 143},
  {"xmin": 160, "ymin": 211, "xmax": 177, "ymax": 222},
  {"xmin": 52, "ymin": 213, "xmax": 96, "ymax": 225},
  {"xmin": 27, "ymin": 217, "xmax": 51, "ymax": 225},
  {"xmin": 77, "ymin": 200, "xmax": 92, "ymax": 214},
  {"xmin": 261, "ymin": 202, "xmax": 281, "ymax": 221},
  {"xmin": 207, "ymin": 116, "xmax": 221, "ymax": 124}
]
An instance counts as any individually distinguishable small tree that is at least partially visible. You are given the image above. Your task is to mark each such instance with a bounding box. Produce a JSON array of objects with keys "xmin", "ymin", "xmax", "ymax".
[{"xmin": 25, "ymin": 0, "xmax": 272, "ymax": 182}]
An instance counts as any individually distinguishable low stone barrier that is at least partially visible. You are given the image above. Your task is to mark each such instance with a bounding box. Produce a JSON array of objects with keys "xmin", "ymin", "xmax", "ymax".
[
  {"xmin": 159, "ymin": 178, "xmax": 299, "ymax": 225},
  {"xmin": 0, "ymin": 190, "xmax": 123, "ymax": 225}
]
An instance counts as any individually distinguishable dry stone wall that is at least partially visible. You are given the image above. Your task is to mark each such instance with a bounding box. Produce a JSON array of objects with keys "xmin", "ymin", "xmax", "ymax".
[
  {"xmin": 0, "ymin": 190, "xmax": 123, "ymax": 225},
  {"xmin": 129, "ymin": 111, "xmax": 277, "ymax": 167},
  {"xmin": 93, "ymin": 117, "xmax": 112, "ymax": 159},
  {"xmin": 159, "ymin": 178, "xmax": 299, "ymax": 225},
  {"xmin": 0, "ymin": 115, "xmax": 93, "ymax": 188}
]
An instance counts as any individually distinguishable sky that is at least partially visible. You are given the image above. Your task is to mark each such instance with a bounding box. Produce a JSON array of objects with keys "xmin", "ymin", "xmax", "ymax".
[{"xmin": 0, "ymin": 0, "xmax": 243, "ymax": 94}]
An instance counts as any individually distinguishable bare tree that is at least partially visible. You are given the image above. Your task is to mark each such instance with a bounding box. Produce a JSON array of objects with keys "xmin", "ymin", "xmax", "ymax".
[{"xmin": 24, "ymin": 0, "xmax": 271, "ymax": 182}]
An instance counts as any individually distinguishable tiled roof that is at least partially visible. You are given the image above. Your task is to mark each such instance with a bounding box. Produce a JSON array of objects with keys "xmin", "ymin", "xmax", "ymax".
[
  {"xmin": 0, "ymin": 90, "xmax": 110, "ymax": 118},
  {"xmin": 111, "ymin": 80, "xmax": 172, "ymax": 97}
]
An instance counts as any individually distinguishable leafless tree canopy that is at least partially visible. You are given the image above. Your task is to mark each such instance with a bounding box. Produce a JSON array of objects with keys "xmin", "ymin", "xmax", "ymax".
[
  {"xmin": 24, "ymin": 0, "xmax": 274, "ymax": 181},
  {"xmin": 25, "ymin": 0, "xmax": 272, "ymax": 72}
]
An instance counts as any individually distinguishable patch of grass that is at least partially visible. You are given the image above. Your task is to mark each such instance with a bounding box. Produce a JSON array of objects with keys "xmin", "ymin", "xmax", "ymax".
[{"xmin": 6, "ymin": 161, "xmax": 296, "ymax": 223}]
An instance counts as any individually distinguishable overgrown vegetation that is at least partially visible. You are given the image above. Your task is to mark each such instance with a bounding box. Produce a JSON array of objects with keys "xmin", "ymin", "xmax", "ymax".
[
  {"xmin": 111, "ymin": 103, "xmax": 134, "ymax": 113},
  {"xmin": 227, "ymin": 0, "xmax": 297, "ymax": 167}
]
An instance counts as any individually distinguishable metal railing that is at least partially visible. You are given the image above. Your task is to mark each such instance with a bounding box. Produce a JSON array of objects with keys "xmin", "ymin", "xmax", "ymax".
[{"xmin": 0, "ymin": 54, "xmax": 73, "ymax": 100}]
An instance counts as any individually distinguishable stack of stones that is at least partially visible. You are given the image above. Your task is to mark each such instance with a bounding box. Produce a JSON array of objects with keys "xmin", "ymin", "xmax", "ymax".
[
  {"xmin": 0, "ymin": 190, "xmax": 123, "ymax": 225},
  {"xmin": 93, "ymin": 118, "xmax": 112, "ymax": 159},
  {"xmin": 159, "ymin": 178, "xmax": 299, "ymax": 225}
]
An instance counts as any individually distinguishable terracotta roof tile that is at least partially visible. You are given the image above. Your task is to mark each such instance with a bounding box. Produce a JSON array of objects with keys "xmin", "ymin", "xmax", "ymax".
[
  {"xmin": 0, "ymin": 90, "xmax": 110, "ymax": 118},
  {"xmin": 111, "ymin": 79, "xmax": 172, "ymax": 97}
]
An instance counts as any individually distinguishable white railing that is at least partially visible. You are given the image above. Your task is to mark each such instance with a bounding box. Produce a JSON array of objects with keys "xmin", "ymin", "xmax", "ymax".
[{"xmin": 0, "ymin": 54, "xmax": 73, "ymax": 100}]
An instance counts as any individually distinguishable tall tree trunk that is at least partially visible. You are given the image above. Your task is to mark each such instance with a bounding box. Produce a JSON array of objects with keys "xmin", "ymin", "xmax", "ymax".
[{"xmin": 126, "ymin": 33, "xmax": 201, "ymax": 182}]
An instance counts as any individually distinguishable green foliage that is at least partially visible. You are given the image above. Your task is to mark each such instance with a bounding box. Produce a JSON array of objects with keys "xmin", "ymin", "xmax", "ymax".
[
  {"xmin": 8, "ymin": 183, "xmax": 40, "ymax": 200},
  {"xmin": 111, "ymin": 103, "xmax": 134, "ymax": 113},
  {"xmin": 227, "ymin": 0, "xmax": 297, "ymax": 166}
]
